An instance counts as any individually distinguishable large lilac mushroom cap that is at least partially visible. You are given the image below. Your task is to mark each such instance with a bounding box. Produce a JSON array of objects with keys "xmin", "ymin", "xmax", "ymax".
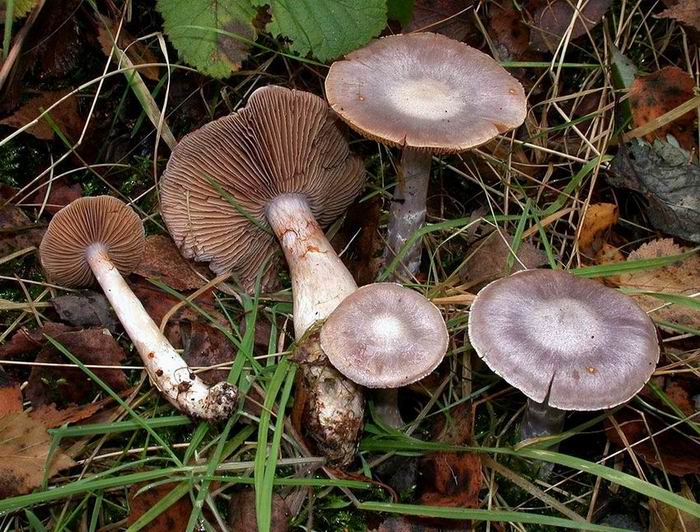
[
  {"xmin": 325, "ymin": 32, "xmax": 527, "ymax": 153},
  {"xmin": 468, "ymin": 269, "xmax": 660, "ymax": 411},
  {"xmin": 319, "ymin": 283, "xmax": 449, "ymax": 388}
]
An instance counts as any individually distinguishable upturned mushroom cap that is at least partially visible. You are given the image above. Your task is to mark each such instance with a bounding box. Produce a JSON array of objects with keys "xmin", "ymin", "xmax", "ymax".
[
  {"xmin": 319, "ymin": 283, "xmax": 449, "ymax": 388},
  {"xmin": 325, "ymin": 32, "xmax": 527, "ymax": 153},
  {"xmin": 160, "ymin": 85, "xmax": 365, "ymax": 291},
  {"xmin": 40, "ymin": 196, "xmax": 145, "ymax": 287},
  {"xmin": 468, "ymin": 269, "xmax": 660, "ymax": 411}
]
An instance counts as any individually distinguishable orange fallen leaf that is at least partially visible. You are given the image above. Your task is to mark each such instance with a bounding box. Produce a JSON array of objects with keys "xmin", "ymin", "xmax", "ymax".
[
  {"xmin": 489, "ymin": 4, "xmax": 530, "ymax": 60},
  {"xmin": 618, "ymin": 239, "xmax": 700, "ymax": 329},
  {"xmin": 0, "ymin": 90, "xmax": 82, "ymax": 141},
  {"xmin": 578, "ymin": 203, "xmax": 619, "ymax": 257},
  {"xmin": 228, "ymin": 489, "xmax": 290, "ymax": 531},
  {"xmin": 128, "ymin": 482, "xmax": 192, "ymax": 532},
  {"xmin": 649, "ymin": 486, "xmax": 700, "ymax": 531},
  {"xmin": 0, "ymin": 411, "xmax": 74, "ymax": 498},
  {"xmin": 629, "ymin": 66, "xmax": 697, "ymax": 151},
  {"xmin": 0, "ymin": 371, "xmax": 22, "ymax": 416},
  {"xmin": 134, "ymin": 235, "xmax": 206, "ymax": 291}
]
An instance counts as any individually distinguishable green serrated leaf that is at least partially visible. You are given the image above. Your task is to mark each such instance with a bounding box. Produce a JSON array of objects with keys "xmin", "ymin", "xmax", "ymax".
[
  {"xmin": 253, "ymin": 0, "xmax": 387, "ymax": 62},
  {"xmin": 2, "ymin": 0, "xmax": 37, "ymax": 20},
  {"xmin": 157, "ymin": 0, "xmax": 256, "ymax": 78}
]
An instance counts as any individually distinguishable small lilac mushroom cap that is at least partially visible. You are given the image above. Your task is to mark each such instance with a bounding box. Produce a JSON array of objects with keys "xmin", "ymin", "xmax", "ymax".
[
  {"xmin": 40, "ymin": 196, "xmax": 145, "ymax": 286},
  {"xmin": 325, "ymin": 32, "xmax": 527, "ymax": 152},
  {"xmin": 468, "ymin": 269, "xmax": 660, "ymax": 411},
  {"xmin": 320, "ymin": 283, "xmax": 449, "ymax": 388}
]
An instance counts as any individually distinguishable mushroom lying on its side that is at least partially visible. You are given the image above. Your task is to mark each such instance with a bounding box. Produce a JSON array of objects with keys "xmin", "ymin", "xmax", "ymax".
[
  {"xmin": 326, "ymin": 32, "xmax": 527, "ymax": 281},
  {"xmin": 468, "ymin": 269, "xmax": 660, "ymax": 439},
  {"xmin": 40, "ymin": 196, "xmax": 238, "ymax": 421}
]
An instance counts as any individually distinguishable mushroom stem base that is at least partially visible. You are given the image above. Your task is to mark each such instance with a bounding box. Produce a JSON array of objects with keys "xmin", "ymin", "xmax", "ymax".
[
  {"xmin": 384, "ymin": 149, "xmax": 432, "ymax": 281},
  {"xmin": 86, "ymin": 246, "xmax": 238, "ymax": 420},
  {"xmin": 265, "ymin": 193, "xmax": 358, "ymax": 338},
  {"xmin": 521, "ymin": 398, "xmax": 566, "ymax": 440}
]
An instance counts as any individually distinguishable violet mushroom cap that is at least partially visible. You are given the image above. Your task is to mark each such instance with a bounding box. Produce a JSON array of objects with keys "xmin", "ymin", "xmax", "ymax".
[
  {"xmin": 325, "ymin": 32, "xmax": 527, "ymax": 153},
  {"xmin": 39, "ymin": 196, "xmax": 238, "ymax": 421},
  {"xmin": 468, "ymin": 269, "xmax": 660, "ymax": 411},
  {"xmin": 320, "ymin": 283, "xmax": 449, "ymax": 389},
  {"xmin": 325, "ymin": 33, "xmax": 527, "ymax": 281}
]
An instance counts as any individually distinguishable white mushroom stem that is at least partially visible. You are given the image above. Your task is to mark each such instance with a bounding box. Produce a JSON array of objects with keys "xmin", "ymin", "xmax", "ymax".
[
  {"xmin": 521, "ymin": 398, "xmax": 566, "ymax": 440},
  {"xmin": 85, "ymin": 245, "xmax": 238, "ymax": 421},
  {"xmin": 265, "ymin": 193, "xmax": 358, "ymax": 338},
  {"xmin": 384, "ymin": 148, "xmax": 433, "ymax": 282}
]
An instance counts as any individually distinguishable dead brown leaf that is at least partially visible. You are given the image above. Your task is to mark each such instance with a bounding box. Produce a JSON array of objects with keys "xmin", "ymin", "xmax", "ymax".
[
  {"xmin": 577, "ymin": 203, "xmax": 619, "ymax": 257},
  {"xmin": 462, "ymin": 229, "xmax": 547, "ymax": 289},
  {"xmin": 649, "ymin": 487, "xmax": 700, "ymax": 531},
  {"xmin": 28, "ymin": 181, "xmax": 82, "ymax": 215},
  {"xmin": 134, "ymin": 235, "xmax": 205, "ymax": 291},
  {"xmin": 0, "ymin": 411, "xmax": 74, "ymax": 498},
  {"xmin": 30, "ymin": 0, "xmax": 82, "ymax": 80},
  {"xmin": 30, "ymin": 395, "xmax": 115, "ymax": 429},
  {"xmin": 0, "ymin": 90, "xmax": 82, "ymax": 141},
  {"xmin": 629, "ymin": 66, "xmax": 697, "ymax": 151},
  {"xmin": 333, "ymin": 196, "xmax": 383, "ymax": 285},
  {"xmin": 25, "ymin": 328, "xmax": 129, "ymax": 407},
  {"xmin": 178, "ymin": 321, "xmax": 234, "ymax": 385},
  {"xmin": 228, "ymin": 488, "xmax": 290, "ymax": 531},
  {"xmin": 97, "ymin": 23, "xmax": 161, "ymax": 81},
  {"xmin": 0, "ymin": 371, "xmax": 23, "ymax": 416},
  {"xmin": 0, "ymin": 184, "xmax": 46, "ymax": 258},
  {"xmin": 0, "ymin": 322, "xmax": 74, "ymax": 358},
  {"xmin": 605, "ymin": 407, "xmax": 700, "ymax": 476},
  {"xmin": 127, "ymin": 482, "xmax": 192, "ymax": 532},
  {"xmin": 489, "ymin": 4, "xmax": 530, "ymax": 60},
  {"xmin": 658, "ymin": 0, "xmax": 700, "ymax": 32},
  {"xmin": 52, "ymin": 290, "xmax": 118, "ymax": 332},
  {"xmin": 403, "ymin": 0, "xmax": 473, "ymax": 40},
  {"xmin": 529, "ymin": 0, "xmax": 612, "ymax": 52},
  {"xmin": 618, "ymin": 239, "xmax": 700, "ymax": 329}
]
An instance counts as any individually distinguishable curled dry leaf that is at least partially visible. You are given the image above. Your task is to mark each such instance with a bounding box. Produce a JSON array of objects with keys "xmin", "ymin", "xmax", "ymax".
[
  {"xmin": 0, "ymin": 184, "xmax": 45, "ymax": 258},
  {"xmin": 0, "ymin": 322, "xmax": 74, "ymax": 358},
  {"xmin": 529, "ymin": 0, "xmax": 612, "ymax": 52},
  {"xmin": 618, "ymin": 239, "xmax": 700, "ymax": 329},
  {"xmin": 628, "ymin": 66, "xmax": 697, "ymax": 151},
  {"xmin": 609, "ymin": 140, "xmax": 700, "ymax": 243},
  {"xmin": 577, "ymin": 203, "xmax": 619, "ymax": 257},
  {"xmin": 0, "ymin": 90, "xmax": 83, "ymax": 141},
  {"xmin": 134, "ymin": 235, "xmax": 206, "ymax": 291},
  {"xmin": 128, "ymin": 482, "xmax": 192, "ymax": 532},
  {"xmin": 658, "ymin": 0, "xmax": 700, "ymax": 32},
  {"xmin": 0, "ymin": 411, "xmax": 74, "ymax": 498},
  {"xmin": 97, "ymin": 22, "xmax": 161, "ymax": 81},
  {"xmin": 228, "ymin": 488, "xmax": 290, "ymax": 531},
  {"xmin": 30, "ymin": 399, "xmax": 111, "ymax": 429},
  {"xmin": 52, "ymin": 290, "xmax": 119, "ymax": 332},
  {"xmin": 605, "ymin": 407, "xmax": 700, "ymax": 476},
  {"xmin": 25, "ymin": 328, "xmax": 129, "ymax": 408}
]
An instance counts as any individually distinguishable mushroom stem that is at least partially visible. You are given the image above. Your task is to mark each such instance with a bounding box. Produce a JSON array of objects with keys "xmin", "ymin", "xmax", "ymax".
[
  {"xmin": 85, "ymin": 245, "xmax": 238, "ymax": 420},
  {"xmin": 265, "ymin": 193, "xmax": 358, "ymax": 338},
  {"xmin": 374, "ymin": 388, "xmax": 404, "ymax": 428},
  {"xmin": 521, "ymin": 398, "xmax": 566, "ymax": 440},
  {"xmin": 384, "ymin": 148, "xmax": 433, "ymax": 281}
]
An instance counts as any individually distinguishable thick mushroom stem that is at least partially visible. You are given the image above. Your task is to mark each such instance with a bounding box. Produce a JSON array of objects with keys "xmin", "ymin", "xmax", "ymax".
[
  {"xmin": 384, "ymin": 148, "xmax": 433, "ymax": 282},
  {"xmin": 521, "ymin": 398, "xmax": 566, "ymax": 440},
  {"xmin": 85, "ymin": 245, "xmax": 238, "ymax": 421},
  {"xmin": 265, "ymin": 193, "xmax": 358, "ymax": 338},
  {"xmin": 374, "ymin": 388, "xmax": 404, "ymax": 428}
]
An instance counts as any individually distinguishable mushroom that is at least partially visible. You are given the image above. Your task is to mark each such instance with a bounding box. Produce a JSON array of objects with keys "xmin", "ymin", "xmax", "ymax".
[
  {"xmin": 159, "ymin": 86, "xmax": 367, "ymax": 464},
  {"xmin": 320, "ymin": 283, "xmax": 449, "ymax": 427},
  {"xmin": 467, "ymin": 269, "xmax": 660, "ymax": 439},
  {"xmin": 39, "ymin": 196, "xmax": 238, "ymax": 421},
  {"xmin": 325, "ymin": 32, "xmax": 527, "ymax": 280}
]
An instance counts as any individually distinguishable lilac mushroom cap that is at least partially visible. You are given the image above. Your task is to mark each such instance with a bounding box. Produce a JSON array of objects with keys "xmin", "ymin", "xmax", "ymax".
[
  {"xmin": 325, "ymin": 32, "xmax": 527, "ymax": 153},
  {"xmin": 468, "ymin": 269, "xmax": 660, "ymax": 411},
  {"xmin": 319, "ymin": 283, "xmax": 449, "ymax": 388}
]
